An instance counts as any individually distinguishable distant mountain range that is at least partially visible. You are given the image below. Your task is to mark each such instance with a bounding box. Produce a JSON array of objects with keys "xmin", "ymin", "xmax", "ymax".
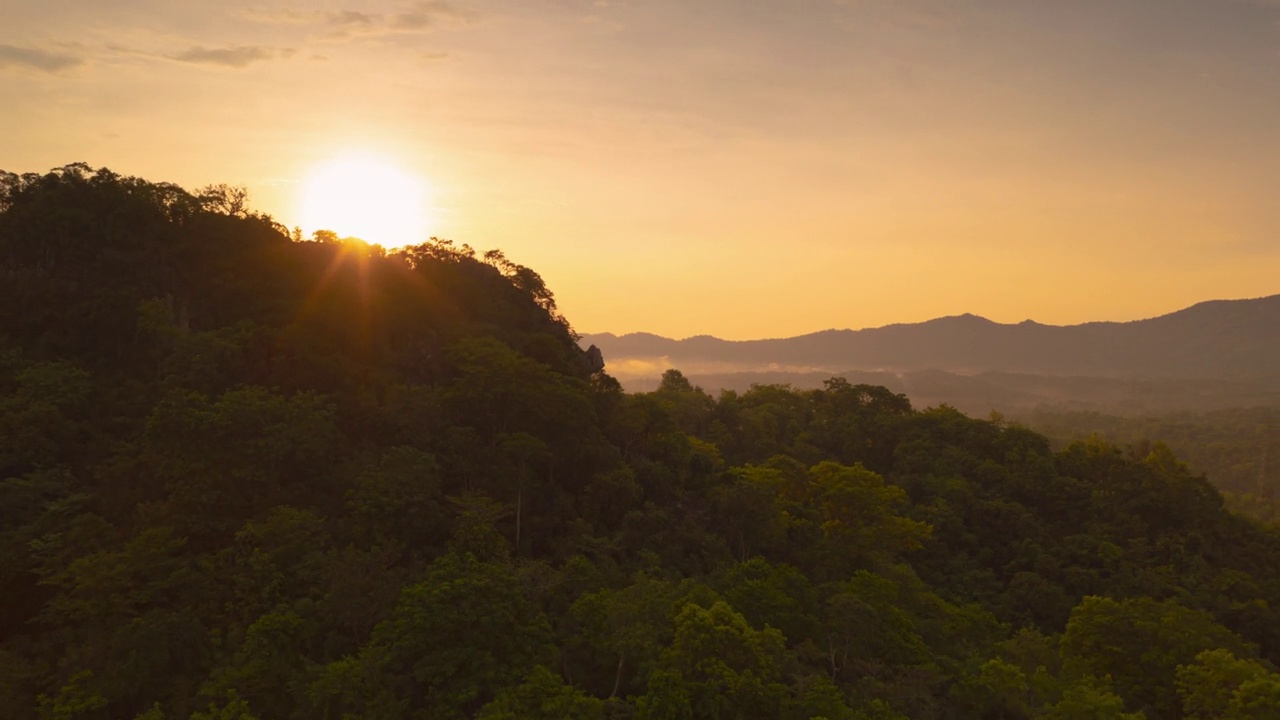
[
  {"xmin": 581, "ymin": 295, "xmax": 1280, "ymax": 413},
  {"xmin": 584, "ymin": 295, "xmax": 1280, "ymax": 380}
]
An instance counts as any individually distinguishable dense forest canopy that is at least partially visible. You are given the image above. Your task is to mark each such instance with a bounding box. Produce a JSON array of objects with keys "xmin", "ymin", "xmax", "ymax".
[
  {"xmin": 1022, "ymin": 408, "xmax": 1279, "ymax": 525},
  {"xmin": 3, "ymin": 165, "xmax": 1280, "ymax": 720}
]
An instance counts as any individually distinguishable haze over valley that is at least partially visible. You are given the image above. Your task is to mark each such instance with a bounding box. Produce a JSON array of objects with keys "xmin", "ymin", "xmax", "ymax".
[{"xmin": 584, "ymin": 294, "xmax": 1280, "ymax": 415}]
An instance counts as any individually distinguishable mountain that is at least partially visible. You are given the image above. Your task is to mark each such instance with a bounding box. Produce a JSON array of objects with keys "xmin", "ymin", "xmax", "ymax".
[
  {"xmin": 9, "ymin": 164, "xmax": 1280, "ymax": 720},
  {"xmin": 584, "ymin": 297, "xmax": 1280, "ymax": 384}
]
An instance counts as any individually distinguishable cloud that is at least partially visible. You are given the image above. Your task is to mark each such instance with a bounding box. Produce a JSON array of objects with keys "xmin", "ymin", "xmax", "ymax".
[
  {"xmin": 0, "ymin": 44, "xmax": 84, "ymax": 73},
  {"xmin": 392, "ymin": 2, "xmax": 473, "ymax": 30},
  {"xmin": 604, "ymin": 356, "xmax": 675, "ymax": 380},
  {"xmin": 168, "ymin": 45, "xmax": 293, "ymax": 68},
  {"xmin": 241, "ymin": 3, "xmax": 473, "ymax": 45},
  {"xmin": 328, "ymin": 10, "xmax": 377, "ymax": 27},
  {"xmin": 240, "ymin": 8, "xmax": 313, "ymax": 25},
  {"xmin": 322, "ymin": 11, "xmax": 385, "ymax": 40},
  {"xmin": 392, "ymin": 14, "xmax": 431, "ymax": 30}
]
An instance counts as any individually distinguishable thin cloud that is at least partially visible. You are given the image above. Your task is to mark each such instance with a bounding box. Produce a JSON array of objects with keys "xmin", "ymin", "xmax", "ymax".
[
  {"xmin": 323, "ymin": 11, "xmax": 385, "ymax": 41},
  {"xmin": 329, "ymin": 10, "xmax": 378, "ymax": 27},
  {"xmin": 243, "ymin": 8, "xmax": 384, "ymax": 40},
  {"xmin": 393, "ymin": 2, "xmax": 474, "ymax": 30},
  {"xmin": 242, "ymin": 3, "xmax": 473, "ymax": 44},
  {"xmin": 393, "ymin": 11, "xmax": 436, "ymax": 30},
  {"xmin": 0, "ymin": 44, "xmax": 84, "ymax": 73},
  {"xmin": 168, "ymin": 45, "xmax": 292, "ymax": 68}
]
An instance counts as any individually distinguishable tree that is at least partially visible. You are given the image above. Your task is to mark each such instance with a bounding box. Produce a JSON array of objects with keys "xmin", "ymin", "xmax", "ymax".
[
  {"xmin": 188, "ymin": 692, "xmax": 259, "ymax": 720},
  {"xmin": 475, "ymin": 666, "xmax": 603, "ymax": 720},
  {"xmin": 35, "ymin": 672, "xmax": 107, "ymax": 720},
  {"xmin": 571, "ymin": 573, "xmax": 680, "ymax": 699},
  {"xmin": 645, "ymin": 601, "xmax": 790, "ymax": 720},
  {"xmin": 659, "ymin": 369, "xmax": 695, "ymax": 394},
  {"xmin": 358, "ymin": 550, "xmax": 553, "ymax": 719},
  {"xmin": 1034, "ymin": 683, "xmax": 1144, "ymax": 720},
  {"xmin": 708, "ymin": 467, "xmax": 789, "ymax": 562},
  {"xmin": 1061, "ymin": 596, "xmax": 1256, "ymax": 717},
  {"xmin": 344, "ymin": 445, "xmax": 446, "ymax": 557},
  {"xmin": 499, "ymin": 431, "xmax": 551, "ymax": 552},
  {"xmin": 821, "ymin": 571, "xmax": 929, "ymax": 682},
  {"xmin": 950, "ymin": 657, "xmax": 1032, "ymax": 718},
  {"xmin": 805, "ymin": 462, "xmax": 931, "ymax": 577},
  {"xmin": 198, "ymin": 610, "xmax": 308, "ymax": 720},
  {"xmin": 1176, "ymin": 648, "xmax": 1280, "ymax": 720},
  {"xmin": 196, "ymin": 184, "xmax": 249, "ymax": 218},
  {"xmin": 715, "ymin": 558, "xmax": 820, "ymax": 650}
]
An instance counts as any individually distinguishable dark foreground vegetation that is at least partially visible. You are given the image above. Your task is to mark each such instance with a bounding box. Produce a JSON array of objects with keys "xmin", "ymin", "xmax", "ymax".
[
  {"xmin": 1026, "ymin": 408, "xmax": 1279, "ymax": 525},
  {"xmin": 3, "ymin": 165, "xmax": 1280, "ymax": 719}
]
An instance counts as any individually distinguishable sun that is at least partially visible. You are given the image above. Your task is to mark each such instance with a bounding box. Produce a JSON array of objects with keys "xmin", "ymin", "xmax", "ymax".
[{"xmin": 297, "ymin": 153, "xmax": 431, "ymax": 248}]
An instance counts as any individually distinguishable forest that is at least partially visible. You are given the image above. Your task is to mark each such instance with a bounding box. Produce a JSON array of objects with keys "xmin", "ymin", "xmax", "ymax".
[
  {"xmin": 1022, "ymin": 409, "xmax": 1278, "ymax": 525},
  {"xmin": 3, "ymin": 164, "xmax": 1280, "ymax": 720}
]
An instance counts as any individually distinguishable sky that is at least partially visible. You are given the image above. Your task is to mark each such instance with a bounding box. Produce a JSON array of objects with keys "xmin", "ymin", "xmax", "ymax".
[{"xmin": 3, "ymin": 0, "xmax": 1279, "ymax": 340}]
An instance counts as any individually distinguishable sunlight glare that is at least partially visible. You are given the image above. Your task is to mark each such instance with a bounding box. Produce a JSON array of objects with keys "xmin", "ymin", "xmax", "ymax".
[{"xmin": 297, "ymin": 153, "xmax": 431, "ymax": 248}]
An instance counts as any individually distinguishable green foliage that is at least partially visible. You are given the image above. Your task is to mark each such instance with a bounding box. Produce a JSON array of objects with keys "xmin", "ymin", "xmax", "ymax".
[
  {"xmin": 1176, "ymin": 648, "xmax": 1280, "ymax": 720},
  {"xmin": 571, "ymin": 572, "xmax": 681, "ymax": 698},
  {"xmin": 791, "ymin": 674, "xmax": 857, "ymax": 720},
  {"xmin": 1227, "ymin": 676, "xmax": 1280, "ymax": 720},
  {"xmin": 1034, "ymin": 682, "xmax": 1145, "ymax": 720},
  {"xmin": 805, "ymin": 461, "xmax": 931, "ymax": 575},
  {"xmin": 647, "ymin": 600, "xmax": 790, "ymax": 720},
  {"xmin": 132, "ymin": 704, "xmax": 166, "ymax": 720},
  {"xmin": 359, "ymin": 549, "xmax": 553, "ymax": 718},
  {"xmin": 715, "ymin": 558, "xmax": 820, "ymax": 650},
  {"xmin": 6, "ymin": 165, "xmax": 1280, "ymax": 720},
  {"xmin": 345, "ymin": 445, "xmax": 445, "ymax": 555},
  {"xmin": 1026, "ymin": 407, "xmax": 1279, "ymax": 523},
  {"xmin": 950, "ymin": 657, "xmax": 1032, "ymax": 718},
  {"xmin": 36, "ymin": 672, "xmax": 107, "ymax": 720},
  {"xmin": 199, "ymin": 609, "xmax": 308, "ymax": 718},
  {"xmin": 189, "ymin": 692, "xmax": 259, "ymax": 720},
  {"xmin": 1061, "ymin": 596, "xmax": 1256, "ymax": 717},
  {"xmin": 475, "ymin": 666, "xmax": 603, "ymax": 720}
]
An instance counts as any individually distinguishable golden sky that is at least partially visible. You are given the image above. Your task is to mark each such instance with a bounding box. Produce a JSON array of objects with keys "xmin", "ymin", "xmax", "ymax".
[{"xmin": 3, "ymin": 1, "xmax": 1279, "ymax": 339}]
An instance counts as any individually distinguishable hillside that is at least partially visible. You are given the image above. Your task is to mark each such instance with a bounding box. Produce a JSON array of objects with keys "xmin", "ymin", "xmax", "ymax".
[
  {"xmin": 584, "ymin": 296, "xmax": 1280, "ymax": 383},
  {"xmin": 5, "ymin": 165, "xmax": 1280, "ymax": 720}
]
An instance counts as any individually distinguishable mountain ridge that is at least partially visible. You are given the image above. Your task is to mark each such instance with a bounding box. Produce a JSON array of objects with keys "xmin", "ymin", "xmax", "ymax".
[
  {"xmin": 582, "ymin": 294, "xmax": 1280, "ymax": 383},
  {"xmin": 589, "ymin": 294, "xmax": 1280, "ymax": 343}
]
